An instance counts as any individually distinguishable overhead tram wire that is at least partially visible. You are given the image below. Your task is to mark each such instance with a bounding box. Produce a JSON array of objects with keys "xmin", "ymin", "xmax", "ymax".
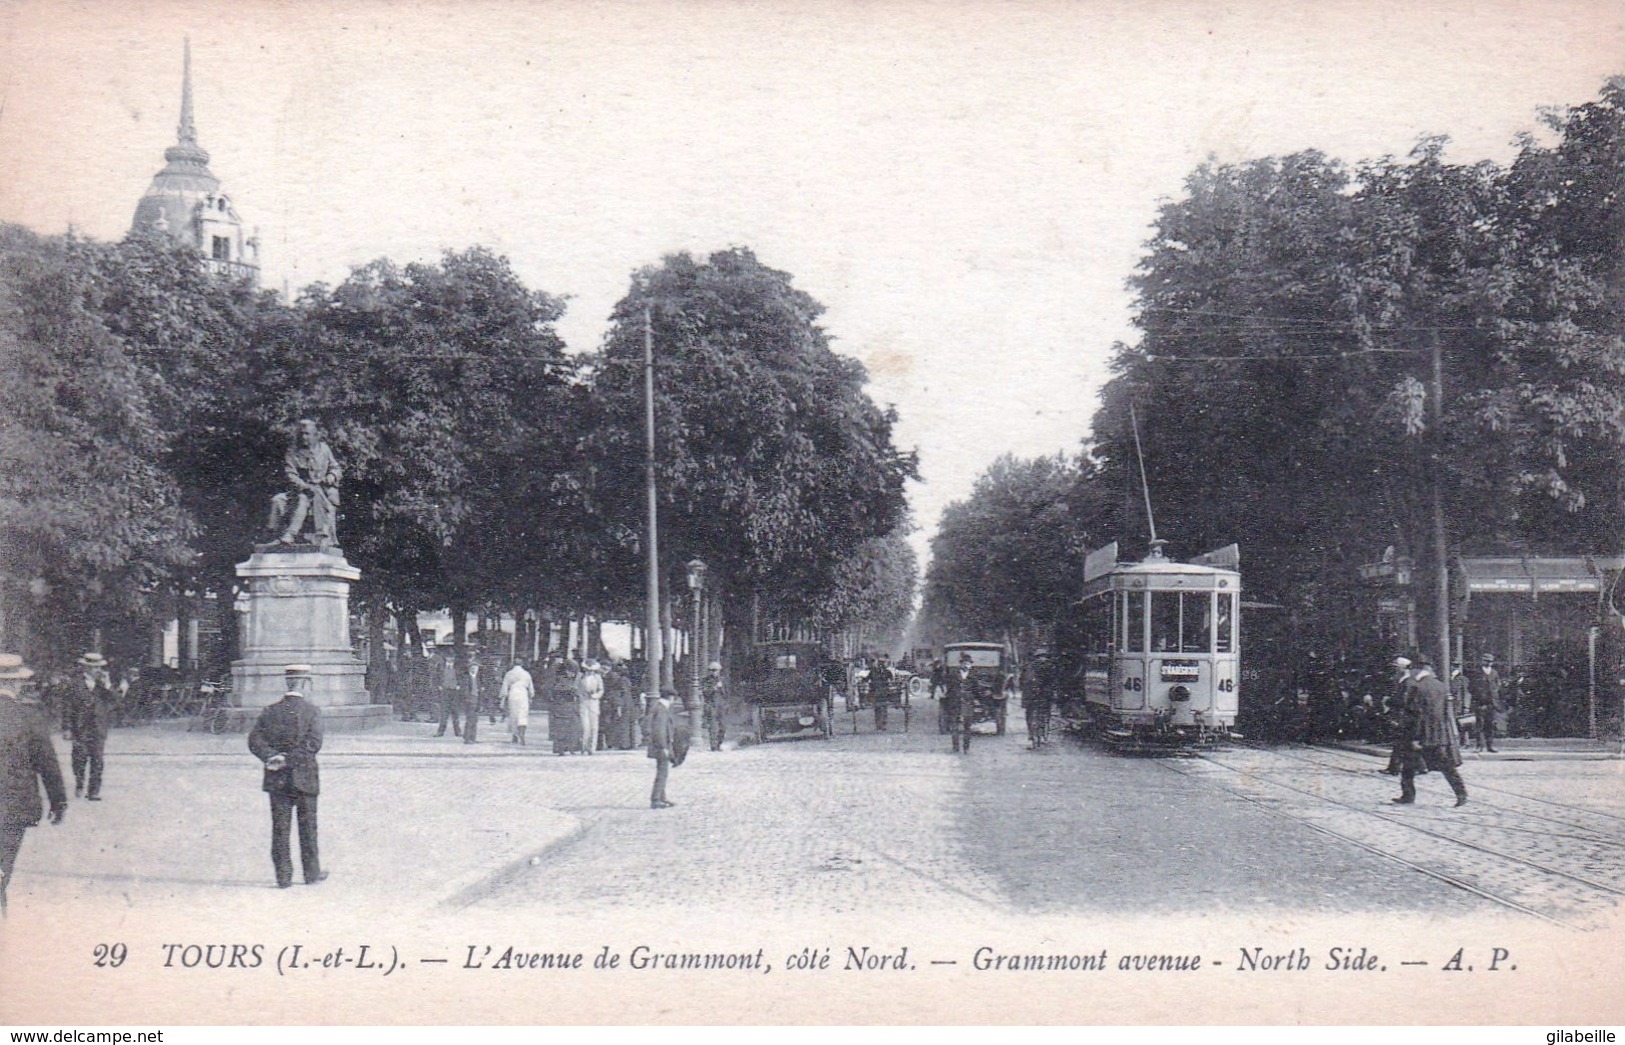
[
  {"xmin": 1139, "ymin": 348, "xmax": 1420, "ymax": 363},
  {"xmin": 1135, "ymin": 304, "xmax": 1486, "ymax": 334}
]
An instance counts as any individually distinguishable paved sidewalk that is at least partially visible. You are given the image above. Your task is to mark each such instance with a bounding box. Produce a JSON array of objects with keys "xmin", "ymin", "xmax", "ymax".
[{"xmin": 6, "ymin": 717, "xmax": 617, "ymax": 923}]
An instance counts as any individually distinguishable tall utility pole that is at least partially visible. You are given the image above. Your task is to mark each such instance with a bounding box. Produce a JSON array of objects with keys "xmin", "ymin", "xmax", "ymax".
[
  {"xmin": 1428, "ymin": 328, "xmax": 1451, "ymax": 681},
  {"xmin": 644, "ymin": 305, "xmax": 663, "ymax": 697}
]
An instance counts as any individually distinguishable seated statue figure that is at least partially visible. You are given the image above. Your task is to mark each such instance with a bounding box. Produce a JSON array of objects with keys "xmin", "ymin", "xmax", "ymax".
[{"xmin": 268, "ymin": 419, "xmax": 342, "ymax": 548}]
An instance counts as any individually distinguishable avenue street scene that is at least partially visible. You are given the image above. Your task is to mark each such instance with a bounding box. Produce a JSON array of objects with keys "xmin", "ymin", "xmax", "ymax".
[
  {"xmin": 2, "ymin": 0, "xmax": 1624, "ymax": 1029},
  {"xmin": 7, "ymin": 707, "xmax": 1622, "ymax": 928}
]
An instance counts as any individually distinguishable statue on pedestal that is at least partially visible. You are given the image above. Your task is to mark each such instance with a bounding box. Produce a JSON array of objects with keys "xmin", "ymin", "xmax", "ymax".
[{"xmin": 268, "ymin": 419, "xmax": 341, "ymax": 549}]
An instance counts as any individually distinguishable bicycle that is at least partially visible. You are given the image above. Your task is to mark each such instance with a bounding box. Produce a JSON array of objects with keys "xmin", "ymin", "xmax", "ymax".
[{"xmin": 188, "ymin": 679, "xmax": 234, "ymax": 734}]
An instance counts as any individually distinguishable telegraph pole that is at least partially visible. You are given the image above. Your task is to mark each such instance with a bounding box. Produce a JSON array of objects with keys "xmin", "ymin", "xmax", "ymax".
[{"xmin": 644, "ymin": 305, "xmax": 663, "ymax": 698}]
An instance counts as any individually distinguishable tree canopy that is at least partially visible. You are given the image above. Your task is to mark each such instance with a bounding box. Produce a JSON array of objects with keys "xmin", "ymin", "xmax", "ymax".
[{"xmin": 586, "ymin": 247, "xmax": 918, "ymax": 630}]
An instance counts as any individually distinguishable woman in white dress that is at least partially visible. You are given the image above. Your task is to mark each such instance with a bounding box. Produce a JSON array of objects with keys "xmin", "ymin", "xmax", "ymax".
[{"xmin": 500, "ymin": 658, "xmax": 534, "ymax": 746}]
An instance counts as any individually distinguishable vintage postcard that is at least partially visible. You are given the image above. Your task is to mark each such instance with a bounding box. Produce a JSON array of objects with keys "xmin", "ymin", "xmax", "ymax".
[{"xmin": 0, "ymin": 0, "xmax": 1622, "ymax": 1027}]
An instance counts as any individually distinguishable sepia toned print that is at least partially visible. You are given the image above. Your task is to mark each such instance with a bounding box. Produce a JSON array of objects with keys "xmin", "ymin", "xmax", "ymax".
[{"xmin": 0, "ymin": 0, "xmax": 1622, "ymax": 1026}]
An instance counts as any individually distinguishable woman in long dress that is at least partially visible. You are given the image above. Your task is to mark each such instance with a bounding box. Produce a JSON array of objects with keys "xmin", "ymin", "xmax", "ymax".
[{"xmin": 500, "ymin": 659, "xmax": 533, "ymax": 746}]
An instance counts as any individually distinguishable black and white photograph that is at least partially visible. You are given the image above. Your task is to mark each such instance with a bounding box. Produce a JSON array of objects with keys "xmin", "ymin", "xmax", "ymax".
[{"xmin": 0, "ymin": 0, "xmax": 1622, "ymax": 1027}]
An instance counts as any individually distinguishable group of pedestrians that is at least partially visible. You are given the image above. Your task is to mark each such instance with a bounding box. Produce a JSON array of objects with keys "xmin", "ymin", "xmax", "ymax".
[{"xmin": 484, "ymin": 654, "xmax": 646, "ymax": 754}]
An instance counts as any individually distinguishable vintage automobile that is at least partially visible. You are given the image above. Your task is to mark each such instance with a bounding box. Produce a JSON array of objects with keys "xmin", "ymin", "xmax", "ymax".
[
  {"xmin": 742, "ymin": 640, "xmax": 842, "ymax": 742},
  {"xmin": 939, "ymin": 641, "xmax": 1012, "ymax": 735}
]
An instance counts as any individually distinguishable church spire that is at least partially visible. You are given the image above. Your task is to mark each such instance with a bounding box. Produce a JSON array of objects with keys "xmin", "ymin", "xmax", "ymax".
[
  {"xmin": 178, "ymin": 35, "xmax": 197, "ymax": 146},
  {"xmin": 164, "ymin": 36, "xmax": 210, "ymax": 168}
]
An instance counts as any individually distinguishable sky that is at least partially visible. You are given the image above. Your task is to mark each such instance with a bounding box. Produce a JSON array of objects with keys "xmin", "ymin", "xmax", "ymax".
[{"xmin": 2, "ymin": 0, "xmax": 1622, "ymax": 573}]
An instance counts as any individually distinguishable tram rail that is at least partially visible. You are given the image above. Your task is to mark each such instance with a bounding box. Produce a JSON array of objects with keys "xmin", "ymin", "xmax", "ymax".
[{"xmin": 1159, "ymin": 744, "xmax": 1625, "ymax": 930}]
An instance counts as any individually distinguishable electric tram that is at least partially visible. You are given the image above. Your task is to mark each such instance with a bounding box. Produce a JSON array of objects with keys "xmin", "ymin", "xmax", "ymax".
[{"xmin": 1067, "ymin": 540, "xmax": 1242, "ymax": 752}]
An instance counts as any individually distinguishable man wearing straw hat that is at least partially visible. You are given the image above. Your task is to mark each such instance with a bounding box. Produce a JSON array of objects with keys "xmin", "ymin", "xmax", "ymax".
[
  {"xmin": 66, "ymin": 652, "xmax": 116, "ymax": 801},
  {"xmin": 0, "ymin": 653, "xmax": 67, "ymax": 915},
  {"xmin": 248, "ymin": 665, "xmax": 327, "ymax": 888}
]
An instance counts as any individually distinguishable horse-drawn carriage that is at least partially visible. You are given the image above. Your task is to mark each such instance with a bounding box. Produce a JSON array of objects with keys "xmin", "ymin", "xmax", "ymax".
[{"xmin": 742, "ymin": 640, "xmax": 842, "ymax": 742}]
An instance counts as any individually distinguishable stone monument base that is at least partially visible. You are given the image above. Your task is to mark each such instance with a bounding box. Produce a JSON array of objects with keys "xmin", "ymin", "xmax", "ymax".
[{"xmin": 231, "ymin": 543, "xmax": 391, "ymax": 731}]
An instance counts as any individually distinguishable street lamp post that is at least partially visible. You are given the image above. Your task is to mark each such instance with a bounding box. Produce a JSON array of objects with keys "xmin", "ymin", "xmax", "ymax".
[{"xmin": 686, "ymin": 558, "xmax": 707, "ymax": 738}]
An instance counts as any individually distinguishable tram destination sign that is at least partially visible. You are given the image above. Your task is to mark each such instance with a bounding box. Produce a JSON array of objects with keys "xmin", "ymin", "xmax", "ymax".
[{"xmin": 1159, "ymin": 660, "xmax": 1201, "ymax": 682}]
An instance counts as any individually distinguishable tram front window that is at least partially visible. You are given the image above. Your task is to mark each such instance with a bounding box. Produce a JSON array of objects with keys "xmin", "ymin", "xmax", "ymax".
[{"xmin": 1149, "ymin": 591, "xmax": 1214, "ymax": 653}]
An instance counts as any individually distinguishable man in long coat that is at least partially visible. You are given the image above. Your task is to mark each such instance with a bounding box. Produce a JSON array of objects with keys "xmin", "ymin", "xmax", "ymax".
[
  {"xmin": 868, "ymin": 655, "xmax": 892, "ymax": 732},
  {"xmin": 248, "ymin": 665, "xmax": 327, "ymax": 888},
  {"xmin": 1393, "ymin": 656, "xmax": 1468, "ymax": 807},
  {"xmin": 1468, "ymin": 653, "xmax": 1503, "ymax": 753},
  {"xmin": 1022, "ymin": 649, "xmax": 1057, "ymax": 749},
  {"xmin": 434, "ymin": 650, "xmax": 463, "ymax": 739},
  {"xmin": 944, "ymin": 653, "xmax": 979, "ymax": 754},
  {"xmin": 646, "ymin": 689, "xmax": 678, "ymax": 809},
  {"xmin": 603, "ymin": 660, "xmax": 635, "ymax": 749},
  {"xmin": 0, "ymin": 654, "xmax": 67, "ymax": 916},
  {"xmin": 66, "ymin": 652, "xmax": 116, "ymax": 801}
]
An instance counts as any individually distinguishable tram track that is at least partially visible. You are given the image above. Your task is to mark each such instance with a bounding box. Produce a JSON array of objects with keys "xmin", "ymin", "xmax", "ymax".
[
  {"xmin": 1242, "ymin": 741, "xmax": 1625, "ymax": 839},
  {"xmin": 1161, "ymin": 746, "xmax": 1625, "ymax": 930}
]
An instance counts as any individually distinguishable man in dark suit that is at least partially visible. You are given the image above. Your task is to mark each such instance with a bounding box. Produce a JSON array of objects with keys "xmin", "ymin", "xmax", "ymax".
[
  {"xmin": 868, "ymin": 655, "xmax": 892, "ymax": 732},
  {"xmin": 1468, "ymin": 653, "xmax": 1503, "ymax": 753},
  {"xmin": 66, "ymin": 652, "xmax": 116, "ymax": 801},
  {"xmin": 944, "ymin": 653, "xmax": 979, "ymax": 754},
  {"xmin": 646, "ymin": 689, "xmax": 678, "ymax": 809},
  {"xmin": 1393, "ymin": 655, "xmax": 1468, "ymax": 807},
  {"xmin": 248, "ymin": 665, "xmax": 328, "ymax": 888},
  {"xmin": 0, "ymin": 653, "xmax": 67, "ymax": 916}
]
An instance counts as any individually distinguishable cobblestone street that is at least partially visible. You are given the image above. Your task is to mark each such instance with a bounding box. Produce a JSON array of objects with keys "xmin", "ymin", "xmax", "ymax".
[
  {"xmin": 6, "ymin": 703, "xmax": 1624, "ymax": 1024},
  {"xmin": 8, "ymin": 701, "xmax": 1622, "ymax": 928}
]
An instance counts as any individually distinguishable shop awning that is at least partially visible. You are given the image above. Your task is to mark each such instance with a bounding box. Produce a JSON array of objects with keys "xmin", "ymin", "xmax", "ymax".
[{"xmin": 1455, "ymin": 556, "xmax": 1625, "ymax": 595}]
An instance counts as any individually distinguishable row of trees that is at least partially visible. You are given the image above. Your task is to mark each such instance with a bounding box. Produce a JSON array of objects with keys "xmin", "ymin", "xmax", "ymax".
[
  {"xmin": 0, "ymin": 231, "xmax": 918, "ymax": 675},
  {"xmin": 920, "ymin": 79, "xmax": 1624, "ymax": 673}
]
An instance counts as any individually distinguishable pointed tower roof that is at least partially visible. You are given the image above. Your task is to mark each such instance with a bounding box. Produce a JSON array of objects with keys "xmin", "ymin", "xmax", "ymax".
[
  {"xmin": 167, "ymin": 36, "xmax": 211, "ymax": 168},
  {"xmin": 132, "ymin": 37, "xmax": 221, "ymax": 236}
]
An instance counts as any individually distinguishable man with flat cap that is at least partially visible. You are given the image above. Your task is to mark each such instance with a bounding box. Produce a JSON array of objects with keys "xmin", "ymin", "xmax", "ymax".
[
  {"xmin": 248, "ymin": 665, "xmax": 327, "ymax": 887},
  {"xmin": 0, "ymin": 653, "xmax": 67, "ymax": 916}
]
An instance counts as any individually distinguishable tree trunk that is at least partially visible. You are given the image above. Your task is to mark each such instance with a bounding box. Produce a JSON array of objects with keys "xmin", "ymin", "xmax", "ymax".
[
  {"xmin": 1428, "ymin": 330, "xmax": 1451, "ymax": 680},
  {"xmin": 366, "ymin": 604, "xmax": 387, "ymax": 694},
  {"xmin": 451, "ymin": 604, "xmax": 469, "ymax": 673}
]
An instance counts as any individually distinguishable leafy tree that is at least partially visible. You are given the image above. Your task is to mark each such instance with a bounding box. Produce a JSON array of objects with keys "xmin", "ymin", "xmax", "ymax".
[
  {"xmin": 247, "ymin": 248, "xmax": 579, "ymax": 665},
  {"xmin": 0, "ymin": 224, "xmax": 194, "ymax": 664},
  {"xmin": 918, "ymin": 453, "xmax": 1093, "ymax": 652},
  {"xmin": 817, "ymin": 528, "xmax": 918, "ymax": 655},
  {"xmin": 587, "ymin": 247, "xmax": 917, "ymax": 655}
]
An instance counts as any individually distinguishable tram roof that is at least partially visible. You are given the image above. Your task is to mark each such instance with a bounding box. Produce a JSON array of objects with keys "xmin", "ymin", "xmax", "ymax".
[
  {"xmin": 1079, "ymin": 553, "xmax": 1241, "ymax": 599},
  {"xmin": 1109, "ymin": 558, "xmax": 1238, "ymax": 577}
]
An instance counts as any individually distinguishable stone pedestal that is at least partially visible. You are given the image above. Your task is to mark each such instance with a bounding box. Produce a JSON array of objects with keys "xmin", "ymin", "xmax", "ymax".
[{"xmin": 231, "ymin": 545, "xmax": 391, "ymax": 730}]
